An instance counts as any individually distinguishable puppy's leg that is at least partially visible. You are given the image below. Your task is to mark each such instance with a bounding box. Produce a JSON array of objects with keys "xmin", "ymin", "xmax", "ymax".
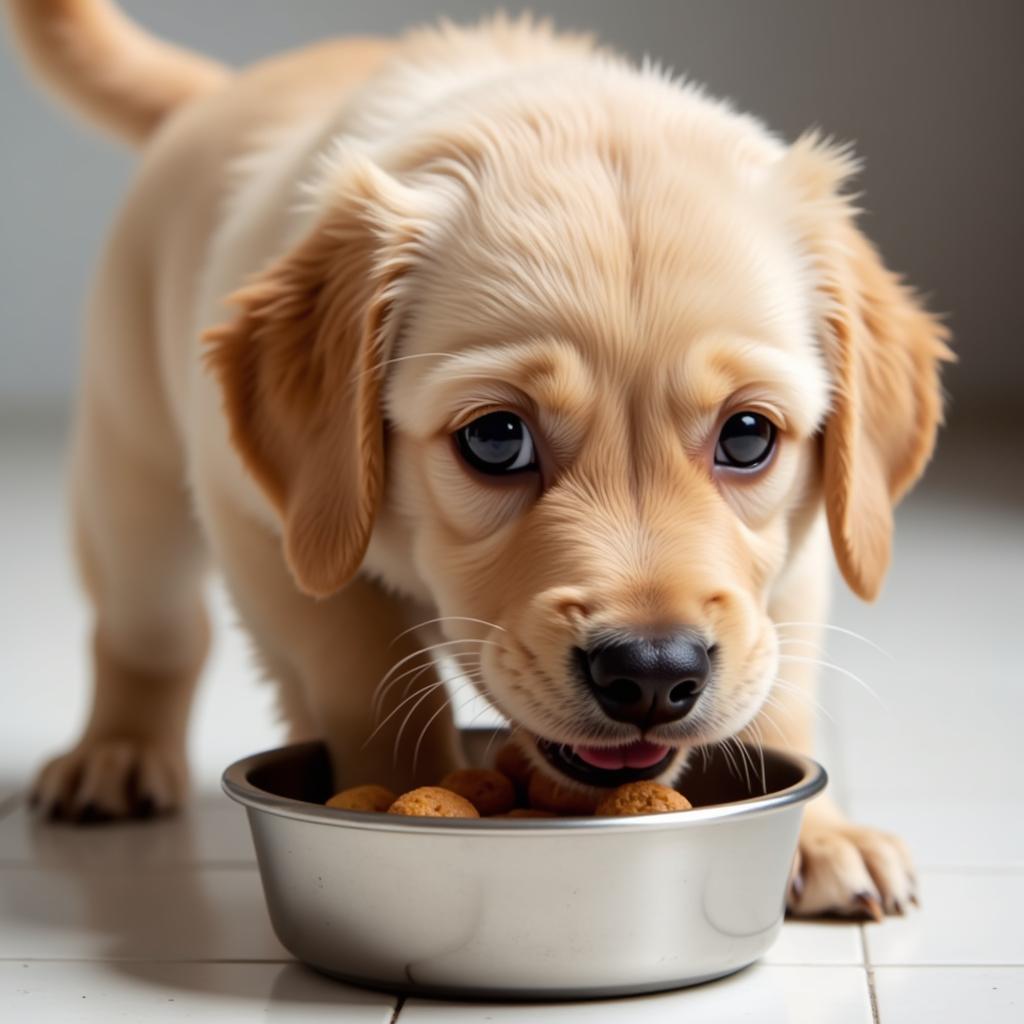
[
  {"xmin": 747, "ymin": 526, "xmax": 917, "ymax": 919},
  {"xmin": 301, "ymin": 577, "xmax": 468, "ymax": 794},
  {"xmin": 207, "ymin": 504, "xmax": 465, "ymax": 794},
  {"xmin": 33, "ymin": 404, "xmax": 209, "ymax": 821},
  {"xmin": 746, "ymin": 655, "xmax": 917, "ymax": 919}
]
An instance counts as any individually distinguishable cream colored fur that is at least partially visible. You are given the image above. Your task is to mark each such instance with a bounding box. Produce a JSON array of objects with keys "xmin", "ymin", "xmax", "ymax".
[{"xmin": 7, "ymin": 3, "xmax": 950, "ymax": 920}]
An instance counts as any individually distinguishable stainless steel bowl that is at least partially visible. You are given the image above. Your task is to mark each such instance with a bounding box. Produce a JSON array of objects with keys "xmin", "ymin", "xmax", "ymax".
[{"xmin": 223, "ymin": 731, "xmax": 825, "ymax": 1000}]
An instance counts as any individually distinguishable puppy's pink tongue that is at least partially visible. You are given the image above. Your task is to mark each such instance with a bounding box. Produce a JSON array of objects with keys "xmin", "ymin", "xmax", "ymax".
[
  {"xmin": 623, "ymin": 741, "xmax": 672, "ymax": 768},
  {"xmin": 574, "ymin": 741, "xmax": 670, "ymax": 771}
]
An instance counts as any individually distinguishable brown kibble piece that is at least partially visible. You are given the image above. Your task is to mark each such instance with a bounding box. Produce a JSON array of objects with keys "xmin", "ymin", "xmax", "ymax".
[
  {"xmin": 439, "ymin": 768, "xmax": 516, "ymax": 816},
  {"xmin": 493, "ymin": 740, "xmax": 533, "ymax": 788},
  {"xmin": 387, "ymin": 786, "xmax": 480, "ymax": 818},
  {"xmin": 595, "ymin": 781, "xmax": 692, "ymax": 817},
  {"xmin": 528, "ymin": 771, "xmax": 600, "ymax": 815},
  {"xmin": 325, "ymin": 784, "xmax": 397, "ymax": 812}
]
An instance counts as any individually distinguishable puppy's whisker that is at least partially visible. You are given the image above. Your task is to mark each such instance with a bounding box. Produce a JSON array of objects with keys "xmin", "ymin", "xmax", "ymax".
[
  {"xmin": 371, "ymin": 638, "xmax": 497, "ymax": 715},
  {"xmin": 396, "ymin": 664, "xmax": 472, "ymax": 713},
  {"xmin": 718, "ymin": 739, "xmax": 741, "ymax": 781},
  {"xmin": 401, "ymin": 678, "xmax": 484, "ymax": 773},
  {"xmin": 411, "ymin": 682, "xmax": 475, "ymax": 775},
  {"xmin": 373, "ymin": 659, "xmax": 434, "ymax": 720},
  {"xmin": 731, "ymin": 736, "xmax": 753, "ymax": 792},
  {"xmin": 766, "ymin": 695, "xmax": 834, "ymax": 727},
  {"xmin": 400, "ymin": 671, "xmax": 488, "ymax": 764},
  {"xmin": 481, "ymin": 715, "xmax": 512, "ymax": 762},
  {"xmin": 442, "ymin": 657, "xmax": 485, "ymax": 679},
  {"xmin": 744, "ymin": 734, "xmax": 762, "ymax": 793},
  {"xmin": 382, "ymin": 634, "xmax": 497, "ymax": 684},
  {"xmin": 749, "ymin": 702, "xmax": 785, "ymax": 740},
  {"xmin": 439, "ymin": 657, "xmax": 485, "ymax": 681},
  {"xmin": 772, "ymin": 621, "xmax": 893, "ymax": 660},
  {"xmin": 392, "ymin": 679, "xmax": 460, "ymax": 769},
  {"xmin": 374, "ymin": 652, "xmax": 476, "ymax": 721},
  {"xmin": 470, "ymin": 686, "xmax": 502, "ymax": 724},
  {"xmin": 777, "ymin": 654, "xmax": 888, "ymax": 710},
  {"xmin": 464, "ymin": 697, "xmax": 499, "ymax": 733},
  {"xmin": 739, "ymin": 734, "xmax": 758, "ymax": 791},
  {"xmin": 746, "ymin": 718, "xmax": 768, "ymax": 794},
  {"xmin": 475, "ymin": 720, "xmax": 524, "ymax": 770},
  {"xmin": 378, "ymin": 637, "xmax": 498, "ymax": 687},
  {"xmin": 388, "ymin": 615, "xmax": 506, "ymax": 648},
  {"xmin": 464, "ymin": 704, "xmax": 493, "ymax": 729},
  {"xmin": 762, "ymin": 680, "xmax": 836, "ymax": 724},
  {"xmin": 391, "ymin": 653, "xmax": 482, "ymax": 710},
  {"xmin": 764, "ymin": 679, "xmax": 819, "ymax": 703},
  {"xmin": 438, "ymin": 673, "xmax": 486, "ymax": 695},
  {"xmin": 362, "ymin": 679, "xmax": 449, "ymax": 749}
]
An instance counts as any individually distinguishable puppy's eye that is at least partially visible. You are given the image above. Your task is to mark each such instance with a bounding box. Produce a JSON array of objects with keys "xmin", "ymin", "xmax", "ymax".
[
  {"xmin": 714, "ymin": 412, "xmax": 776, "ymax": 469},
  {"xmin": 455, "ymin": 411, "xmax": 538, "ymax": 475}
]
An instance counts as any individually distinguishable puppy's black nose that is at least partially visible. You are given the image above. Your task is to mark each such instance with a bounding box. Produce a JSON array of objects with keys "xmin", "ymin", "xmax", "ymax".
[{"xmin": 579, "ymin": 632, "xmax": 711, "ymax": 729}]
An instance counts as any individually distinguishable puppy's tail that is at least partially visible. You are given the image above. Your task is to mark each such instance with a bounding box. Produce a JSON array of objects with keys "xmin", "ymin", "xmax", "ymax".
[{"xmin": 5, "ymin": 0, "xmax": 229, "ymax": 147}]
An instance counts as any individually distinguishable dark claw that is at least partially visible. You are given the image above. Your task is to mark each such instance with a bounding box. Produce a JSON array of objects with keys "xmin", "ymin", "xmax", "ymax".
[
  {"xmin": 76, "ymin": 802, "xmax": 113, "ymax": 825},
  {"xmin": 134, "ymin": 795, "xmax": 157, "ymax": 819},
  {"xmin": 853, "ymin": 890, "xmax": 885, "ymax": 923}
]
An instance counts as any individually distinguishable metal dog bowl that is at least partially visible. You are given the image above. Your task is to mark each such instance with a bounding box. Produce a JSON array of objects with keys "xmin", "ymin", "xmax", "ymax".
[{"xmin": 223, "ymin": 731, "xmax": 825, "ymax": 1000}]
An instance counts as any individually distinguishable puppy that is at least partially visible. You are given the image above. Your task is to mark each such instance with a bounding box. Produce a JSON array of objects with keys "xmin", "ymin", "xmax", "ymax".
[{"xmin": 9, "ymin": 2, "xmax": 950, "ymax": 919}]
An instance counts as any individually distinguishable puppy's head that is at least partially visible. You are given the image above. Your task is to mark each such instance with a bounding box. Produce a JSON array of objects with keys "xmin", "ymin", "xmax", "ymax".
[{"xmin": 207, "ymin": 70, "xmax": 950, "ymax": 791}]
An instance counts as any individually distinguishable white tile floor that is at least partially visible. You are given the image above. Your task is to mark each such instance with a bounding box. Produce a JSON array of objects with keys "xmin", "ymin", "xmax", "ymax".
[{"xmin": 1, "ymin": 415, "xmax": 1021, "ymax": 1021}]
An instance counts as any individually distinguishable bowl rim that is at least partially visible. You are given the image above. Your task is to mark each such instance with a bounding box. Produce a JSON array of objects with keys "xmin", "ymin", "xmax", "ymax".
[{"xmin": 222, "ymin": 737, "xmax": 827, "ymax": 835}]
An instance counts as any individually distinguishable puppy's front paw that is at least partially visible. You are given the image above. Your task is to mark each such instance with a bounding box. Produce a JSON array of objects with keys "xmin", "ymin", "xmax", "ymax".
[
  {"xmin": 788, "ymin": 817, "xmax": 918, "ymax": 920},
  {"xmin": 31, "ymin": 739, "xmax": 188, "ymax": 822}
]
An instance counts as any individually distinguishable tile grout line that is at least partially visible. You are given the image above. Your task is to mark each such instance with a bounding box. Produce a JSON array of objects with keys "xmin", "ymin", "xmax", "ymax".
[
  {"xmin": 860, "ymin": 924, "xmax": 881, "ymax": 1024},
  {"xmin": 869, "ymin": 964, "xmax": 1024, "ymax": 970}
]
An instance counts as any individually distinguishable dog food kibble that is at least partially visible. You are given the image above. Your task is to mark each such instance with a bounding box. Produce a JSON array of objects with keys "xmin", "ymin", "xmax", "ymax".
[
  {"xmin": 325, "ymin": 784, "xmax": 397, "ymax": 813},
  {"xmin": 324, "ymin": 756, "xmax": 692, "ymax": 819},
  {"xmin": 493, "ymin": 740, "xmax": 533, "ymax": 789},
  {"xmin": 387, "ymin": 786, "xmax": 480, "ymax": 819},
  {"xmin": 528, "ymin": 770, "xmax": 601, "ymax": 815},
  {"xmin": 595, "ymin": 781, "xmax": 692, "ymax": 817},
  {"xmin": 439, "ymin": 768, "xmax": 516, "ymax": 816}
]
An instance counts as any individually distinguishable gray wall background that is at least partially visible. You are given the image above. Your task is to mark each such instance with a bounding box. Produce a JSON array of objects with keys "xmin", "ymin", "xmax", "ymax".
[{"xmin": 2, "ymin": 1, "xmax": 1022, "ymax": 424}]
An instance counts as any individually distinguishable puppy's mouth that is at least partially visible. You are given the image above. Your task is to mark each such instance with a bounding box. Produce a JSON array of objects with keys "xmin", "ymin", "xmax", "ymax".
[{"xmin": 536, "ymin": 737, "xmax": 676, "ymax": 788}]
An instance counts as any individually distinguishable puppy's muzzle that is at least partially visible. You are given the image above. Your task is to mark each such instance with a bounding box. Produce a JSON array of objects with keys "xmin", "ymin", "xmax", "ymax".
[{"xmin": 576, "ymin": 631, "xmax": 711, "ymax": 729}]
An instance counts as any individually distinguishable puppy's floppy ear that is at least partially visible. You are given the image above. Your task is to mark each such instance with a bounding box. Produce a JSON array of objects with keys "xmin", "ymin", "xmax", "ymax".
[
  {"xmin": 204, "ymin": 157, "xmax": 421, "ymax": 598},
  {"xmin": 782, "ymin": 135, "xmax": 953, "ymax": 601}
]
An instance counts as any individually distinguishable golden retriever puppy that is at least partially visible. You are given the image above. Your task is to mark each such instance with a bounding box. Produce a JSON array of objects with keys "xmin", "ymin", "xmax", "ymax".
[{"xmin": 8, "ymin": 1, "xmax": 949, "ymax": 919}]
